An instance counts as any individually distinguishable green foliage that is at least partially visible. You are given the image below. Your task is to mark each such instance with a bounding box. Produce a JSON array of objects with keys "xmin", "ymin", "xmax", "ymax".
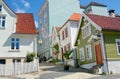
[
  {"xmin": 53, "ymin": 43, "xmax": 59, "ymax": 54},
  {"xmin": 53, "ymin": 43, "xmax": 59, "ymax": 61},
  {"xmin": 63, "ymin": 50, "xmax": 73, "ymax": 60},
  {"xmin": 26, "ymin": 52, "xmax": 36, "ymax": 62},
  {"xmin": 110, "ymin": 71, "xmax": 113, "ymax": 74},
  {"xmin": 101, "ymin": 72, "xmax": 106, "ymax": 75},
  {"xmin": 51, "ymin": 58, "xmax": 59, "ymax": 64}
]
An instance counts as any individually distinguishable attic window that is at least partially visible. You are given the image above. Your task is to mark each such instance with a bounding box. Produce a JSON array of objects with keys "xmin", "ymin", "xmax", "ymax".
[{"xmin": 0, "ymin": 5, "xmax": 1, "ymax": 11}]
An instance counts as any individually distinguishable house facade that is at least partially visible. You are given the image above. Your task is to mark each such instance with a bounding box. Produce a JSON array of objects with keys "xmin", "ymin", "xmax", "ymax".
[
  {"xmin": 80, "ymin": 2, "xmax": 108, "ymax": 16},
  {"xmin": 51, "ymin": 27, "xmax": 61, "ymax": 59},
  {"xmin": 59, "ymin": 13, "xmax": 81, "ymax": 64},
  {"xmin": 0, "ymin": 0, "xmax": 37, "ymax": 64},
  {"xmin": 75, "ymin": 13, "xmax": 120, "ymax": 74},
  {"xmin": 38, "ymin": 0, "xmax": 82, "ymax": 59}
]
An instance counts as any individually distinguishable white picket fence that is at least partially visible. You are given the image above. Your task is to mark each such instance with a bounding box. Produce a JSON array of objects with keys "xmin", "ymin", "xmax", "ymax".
[{"xmin": 0, "ymin": 60, "xmax": 39, "ymax": 76}]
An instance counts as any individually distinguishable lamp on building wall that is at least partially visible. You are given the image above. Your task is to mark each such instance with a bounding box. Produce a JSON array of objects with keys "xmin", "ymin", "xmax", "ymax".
[{"xmin": 38, "ymin": 40, "xmax": 42, "ymax": 45}]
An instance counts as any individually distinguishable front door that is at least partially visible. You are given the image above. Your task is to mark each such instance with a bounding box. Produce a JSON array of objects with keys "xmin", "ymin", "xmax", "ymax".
[{"xmin": 95, "ymin": 42, "xmax": 103, "ymax": 65}]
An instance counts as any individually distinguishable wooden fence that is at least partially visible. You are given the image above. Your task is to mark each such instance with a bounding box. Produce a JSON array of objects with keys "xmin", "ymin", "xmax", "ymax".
[{"xmin": 0, "ymin": 60, "xmax": 39, "ymax": 76}]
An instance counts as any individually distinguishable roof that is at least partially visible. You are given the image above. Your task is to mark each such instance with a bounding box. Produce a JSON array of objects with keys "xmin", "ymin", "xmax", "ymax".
[
  {"xmin": 69, "ymin": 13, "xmax": 81, "ymax": 21},
  {"xmin": 86, "ymin": 14, "xmax": 120, "ymax": 31},
  {"xmin": 55, "ymin": 27, "xmax": 61, "ymax": 32},
  {"xmin": 59, "ymin": 13, "xmax": 81, "ymax": 31},
  {"xmin": 15, "ymin": 13, "xmax": 37, "ymax": 34},
  {"xmin": 80, "ymin": 2, "xmax": 107, "ymax": 9}
]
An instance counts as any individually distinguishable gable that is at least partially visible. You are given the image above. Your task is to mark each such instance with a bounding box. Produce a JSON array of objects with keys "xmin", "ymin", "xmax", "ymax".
[
  {"xmin": 1, "ymin": 0, "xmax": 16, "ymax": 17},
  {"xmin": 74, "ymin": 14, "xmax": 101, "ymax": 46}
]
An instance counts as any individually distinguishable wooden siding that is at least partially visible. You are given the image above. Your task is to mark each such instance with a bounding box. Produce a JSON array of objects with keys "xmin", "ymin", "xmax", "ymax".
[{"xmin": 104, "ymin": 32, "xmax": 120, "ymax": 60}]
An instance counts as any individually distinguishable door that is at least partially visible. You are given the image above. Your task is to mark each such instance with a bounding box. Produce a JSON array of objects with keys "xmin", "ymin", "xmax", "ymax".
[{"xmin": 95, "ymin": 43, "xmax": 103, "ymax": 65}]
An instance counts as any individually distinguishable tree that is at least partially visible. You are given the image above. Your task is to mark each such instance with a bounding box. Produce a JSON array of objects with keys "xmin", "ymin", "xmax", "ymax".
[{"xmin": 63, "ymin": 50, "xmax": 73, "ymax": 70}]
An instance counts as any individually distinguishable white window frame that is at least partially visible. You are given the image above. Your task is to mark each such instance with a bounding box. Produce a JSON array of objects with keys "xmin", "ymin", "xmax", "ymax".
[
  {"xmin": 79, "ymin": 48, "xmax": 85, "ymax": 61},
  {"xmin": 115, "ymin": 39, "xmax": 120, "ymax": 55},
  {"xmin": 82, "ymin": 23, "xmax": 91, "ymax": 39},
  {"xmin": 86, "ymin": 44, "xmax": 92, "ymax": 60}
]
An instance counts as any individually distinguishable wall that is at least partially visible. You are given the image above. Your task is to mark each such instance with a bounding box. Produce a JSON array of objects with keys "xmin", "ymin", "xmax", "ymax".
[
  {"xmin": 104, "ymin": 32, "xmax": 120, "ymax": 59},
  {"xmin": 76, "ymin": 18, "xmax": 97, "ymax": 65},
  {"xmin": 48, "ymin": 0, "xmax": 81, "ymax": 32},
  {"xmin": 91, "ymin": 6, "xmax": 108, "ymax": 16}
]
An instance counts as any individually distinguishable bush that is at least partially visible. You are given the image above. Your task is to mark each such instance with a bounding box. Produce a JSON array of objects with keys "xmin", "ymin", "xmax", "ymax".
[{"xmin": 26, "ymin": 53, "xmax": 36, "ymax": 62}]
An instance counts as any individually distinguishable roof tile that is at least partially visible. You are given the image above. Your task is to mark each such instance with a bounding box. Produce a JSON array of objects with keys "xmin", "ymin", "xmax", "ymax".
[
  {"xmin": 86, "ymin": 14, "xmax": 120, "ymax": 31},
  {"xmin": 16, "ymin": 13, "xmax": 37, "ymax": 34}
]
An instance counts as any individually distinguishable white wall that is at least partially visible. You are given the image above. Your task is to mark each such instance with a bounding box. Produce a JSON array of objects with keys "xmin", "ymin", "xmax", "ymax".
[
  {"xmin": 0, "ymin": 1, "xmax": 37, "ymax": 59},
  {"xmin": 108, "ymin": 60, "xmax": 120, "ymax": 74}
]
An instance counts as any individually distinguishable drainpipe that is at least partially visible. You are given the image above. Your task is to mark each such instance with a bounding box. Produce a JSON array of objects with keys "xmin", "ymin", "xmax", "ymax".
[{"xmin": 101, "ymin": 33, "xmax": 109, "ymax": 75}]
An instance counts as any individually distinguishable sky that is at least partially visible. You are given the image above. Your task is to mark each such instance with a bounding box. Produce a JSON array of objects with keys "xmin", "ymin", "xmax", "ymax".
[{"xmin": 5, "ymin": 0, "xmax": 120, "ymax": 28}]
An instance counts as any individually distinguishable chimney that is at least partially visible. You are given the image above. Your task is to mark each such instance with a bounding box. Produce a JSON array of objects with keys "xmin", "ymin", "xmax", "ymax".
[{"xmin": 108, "ymin": 9, "xmax": 115, "ymax": 17}]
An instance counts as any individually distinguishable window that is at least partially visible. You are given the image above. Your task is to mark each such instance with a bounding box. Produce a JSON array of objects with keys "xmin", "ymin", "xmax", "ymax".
[
  {"xmin": 64, "ymin": 46, "xmax": 66, "ymax": 53},
  {"xmin": 67, "ymin": 43, "xmax": 71, "ymax": 51},
  {"xmin": 13, "ymin": 59, "xmax": 21, "ymax": 63},
  {"xmin": 116, "ymin": 39, "xmax": 120, "ymax": 55},
  {"xmin": 82, "ymin": 23, "xmax": 91, "ymax": 39},
  {"xmin": 11, "ymin": 38, "xmax": 20, "ymax": 50},
  {"xmin": 62, "ymin": 31, "xmax": 64, "ymax": 40},
  {"xmin": 86, "ymin": 44, "xmax": 92, "ymax": 60},
  {"xmin": 79, "ymin": 48, "xmax": 85, "ymax": 61},
  {"xmin": 65, "ymin": 28, "xmax": 68, "ymax": 37},
  {"xmin": 0, "ymin": 59, "xmax": 6, "ymax": 64},
  {"xmin": 0, "ymin": 5, "xmax": 2, "ymax": 12},
  {"xmin": 0, "ymin": 16, "xmax": 6, "ymax": 28}
]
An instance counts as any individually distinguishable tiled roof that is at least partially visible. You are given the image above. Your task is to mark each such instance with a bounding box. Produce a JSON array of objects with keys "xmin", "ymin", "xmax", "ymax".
[
  {"xmin": 15, "ymin": 13, "xmax": 37, "ymax": 34},
  {"xmin": 80, "ymin": 2, "xmax": 107, "ymax": 9},
  {"xmin": 55, "ymin": 27, "xmax": 61, "ymax": 32},
  {"xmin": 69, "ymin": 13, "xmax": 81, "ymax": 21},
  {"xmin": 86, "ymin": 14, "xmax": 120, "ymax": 31},
  {"xmin": 59, "ymin": 13, "xmax": 81, "ymax": 31}
]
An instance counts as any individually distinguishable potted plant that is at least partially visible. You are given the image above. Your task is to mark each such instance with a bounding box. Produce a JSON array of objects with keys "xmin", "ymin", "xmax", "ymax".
[
  {"xmin": 63, "ymin": 50, "xmax": 73, "ymax": 70},
  {"xmin": 52, "ymin": 43, "xmax": 59, "ymax": 64}
]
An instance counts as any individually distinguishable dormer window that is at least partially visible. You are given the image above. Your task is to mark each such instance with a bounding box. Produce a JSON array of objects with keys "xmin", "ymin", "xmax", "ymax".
[
  {"xmin": 0, "ymin": 16, "xmax": 6, "ymax": 28},
  {"xmin": 0, "ymin": 5, "xmax": 2, "ymax": 12}
]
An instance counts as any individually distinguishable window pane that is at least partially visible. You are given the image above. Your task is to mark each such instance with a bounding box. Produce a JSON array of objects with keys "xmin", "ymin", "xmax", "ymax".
[
  {"xmin": 16, "ymin": 43, "xmax": 19, "ymax": 49},
  {"xmin": 16, "ymin": 38, "xmax": 19, "ymax": 41},
  {"xmin": 2, "ymin": 20, "xmax": 5, "ymax": 27},
  {"xmin": 118, "ymin": 46, "xmax": 120, "ymax": 54},
  {"xmin": 117, "ymin": 42, "xmax": 120, "ymax": 45},
  {"xmin": 11, "ymin": 43, "xmax": 14, "ymax": 49},
  {"xmin": 0, "ymin": 5, "xmax": 2, "ymax": 11},
  {"xmin": 11, "ymin": 38, "xmax": 15, "ymax": 41},
  {"xmin": 2, "ymin": 17, "xmax": 5, "ymax": 19}
]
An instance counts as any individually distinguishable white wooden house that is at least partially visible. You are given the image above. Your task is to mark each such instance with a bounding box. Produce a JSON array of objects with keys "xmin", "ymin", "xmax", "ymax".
[{"xmin": 0, "ymin": 0, "xmax": 37, "ymax": 64}]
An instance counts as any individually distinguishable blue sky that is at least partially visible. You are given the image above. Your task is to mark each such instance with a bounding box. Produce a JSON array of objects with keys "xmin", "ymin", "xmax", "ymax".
[{"xmin": 5, "ymin": 0, "xmax": 119, "ymax": 28}]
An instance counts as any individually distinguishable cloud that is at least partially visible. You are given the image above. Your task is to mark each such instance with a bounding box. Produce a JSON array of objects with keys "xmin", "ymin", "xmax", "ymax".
[
  {"xmin": 35, "ymin": 21, "xmax": 39, "ymax": 28},
  {"xmin": 16, "ymin": 8, "xmax": 26, "ymax": 13},
  {"xmin": 21, "ymin": 0, "xmax": 31, "ymax": 8},
  {"xmin": 12, "ymin": 0, "xmax": 30, "ymax": 13}
]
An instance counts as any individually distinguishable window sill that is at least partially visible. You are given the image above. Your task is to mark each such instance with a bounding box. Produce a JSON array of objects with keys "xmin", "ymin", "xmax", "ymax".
[
  {"xmin": 0, "ymin": 27, "xmax": 5, "ymax": 30},
  {"xmin": 8, "ymin": 50, "xmax": 20, "ymax": 52}
]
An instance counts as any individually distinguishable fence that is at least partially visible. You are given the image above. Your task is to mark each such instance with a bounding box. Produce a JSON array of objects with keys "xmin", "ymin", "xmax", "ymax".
[{"xmin": 0, "ymin": 60, "xmax": 39, "ymax": 76}]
